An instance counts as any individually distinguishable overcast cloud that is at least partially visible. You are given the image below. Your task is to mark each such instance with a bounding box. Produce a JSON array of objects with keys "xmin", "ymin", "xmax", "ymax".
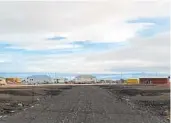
[{"xmin": 0, "ymin": 1, "xmax": 170, "ymax": 74}]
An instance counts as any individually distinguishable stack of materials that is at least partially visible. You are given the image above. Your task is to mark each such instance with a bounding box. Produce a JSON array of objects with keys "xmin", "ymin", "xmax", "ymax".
[
  {"xmin": 0, "ymin": 77, "xmax": 7, "ymax": 85},
  {"xmin": 6, "ymin": 78, "xmax": 21, "ymax": 84}
]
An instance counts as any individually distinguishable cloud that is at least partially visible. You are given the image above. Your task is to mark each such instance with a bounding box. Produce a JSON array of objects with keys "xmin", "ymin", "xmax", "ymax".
[
  {"xmin": 0, "ymin": 1, "xmax": 169, "ymax": 34},
  {"xmin": 60, "ymin": 22, "xmax": 154, "ymax": 42},
  {"xmin": 85, "ymin": 32, "xmax": 170, "ymax": 72},
  {"xmin": 0, "ymin": 22, "xmax": 154, "ymax": 51},
  {"xmin": 46, "ymin": 36, "xmax": 66, "ymax": 40},
  {"xmin": 128, "ymin": 17, "xmax": 170, "ymax": 37},
  {"xmin": 0, "ymin": 31, "xmax": 169, "ymax": 73},
  {"xmin": 11, "ymin": 31, "xmax": 167, "ymax": 73},
  {"xmin": 0, "ymin": 33, "xmax": 82, "ymax": 50},
  {"xmin": 0, "ymin": 1, "xmax": 169, "ymax": 50},
  {"xmin": 0, "ymin": 1, "xmax": 169, "ymax": 74}
]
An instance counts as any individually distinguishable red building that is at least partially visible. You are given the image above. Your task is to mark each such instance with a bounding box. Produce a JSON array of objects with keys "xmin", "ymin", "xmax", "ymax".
[{"xmin": 139, "ymin": 78, "xmax": 169, "ymax": 84}]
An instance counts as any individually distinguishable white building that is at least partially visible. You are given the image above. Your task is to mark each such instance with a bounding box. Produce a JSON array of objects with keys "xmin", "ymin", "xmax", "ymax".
[
  {"xmin": 74, "ymin": 75, "xmax": 96, "ymax": 83},
  {"xmin": 53, "ymin": 78, "xmax": 68, "ymax": 84},
  {"xmin": 22, "ymin": 75, "xmax": 52, "ymax": 84}
]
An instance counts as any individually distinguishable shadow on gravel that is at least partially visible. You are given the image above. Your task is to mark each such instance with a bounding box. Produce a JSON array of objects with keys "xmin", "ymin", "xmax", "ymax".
[
  {"xmin": 58, "ymin": 86, "xmax": 73, "ymax": 90},
  {"xmin": 44, "ymin": 90, "xmax": 62, "ymax": 96},
  {"xmin": 0, "ymin": 90, "xmax": 43, "ymax": 96},
  {"xmin": 0, "ymin": 90, "xmax": 32, "ymax": 96},
  {"xmin": 44, "ymin": 86, "xmax": 72, "ymax": 96}
]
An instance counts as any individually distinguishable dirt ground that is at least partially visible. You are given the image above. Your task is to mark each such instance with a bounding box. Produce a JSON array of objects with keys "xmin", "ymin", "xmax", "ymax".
[
  {"xmin": 0, "ymin": 85, "xmax": 72, "ymax": 116},
  {"xmin": 99, "ymin": 84, "xmax": 170, "ymax": 120},
  {"xmin": 0, "ymin": 85, "xmax": 168, "ymax": 123},
  {"xmin": 0, "ymin": 84, "xmax": 170, "ymax": 122}
]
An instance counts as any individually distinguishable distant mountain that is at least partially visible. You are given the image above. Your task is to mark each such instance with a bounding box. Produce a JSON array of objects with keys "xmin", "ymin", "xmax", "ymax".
[{"xmin": 0, "ymin": 72, "xmax": 169, "ymax": 81}]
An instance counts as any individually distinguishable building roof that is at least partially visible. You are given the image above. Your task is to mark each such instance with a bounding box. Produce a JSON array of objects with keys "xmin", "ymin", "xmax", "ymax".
[
  {"xmin": 75, "ymin": 75, "xmax": 96, "ymax": 79},
  {"xmin": 139, "ymin": 77, "xmax": 168, "ymax": 79},
  {"xmin": 25, "ymin": 75, "xmax": 52, "ymax": 82}
]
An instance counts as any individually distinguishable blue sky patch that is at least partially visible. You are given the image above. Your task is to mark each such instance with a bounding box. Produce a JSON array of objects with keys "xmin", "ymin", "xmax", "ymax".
[
  {"xmin": 127, "ymin": 17, "xmax": 170, "ymax": 37},
  {"xmin": 0, "ymin": 40, "xmax": 129, "ymax": 56},
  {"xmin": 0, "ymin": 42, "xmax": 12, "ymax": 49},
  {"xmin": 71, "ymin": 41, "xmax": 128, "ymax": 52},
  {"xmin": 0, "ymin": 48, "xmax": 77, "ymax": 55},
  {"xmin": 46, "ymin": 36, "xmax": 66, "ymax": 40},
  {"xmin": 0, "ymin": 42, "xmax": 27, "ymax": 53}
]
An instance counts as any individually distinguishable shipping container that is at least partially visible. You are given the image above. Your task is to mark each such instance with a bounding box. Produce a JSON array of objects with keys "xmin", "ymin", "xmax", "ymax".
[{"xmin": 139, "ymin": 78, "xmax": 168, "ymax": 84}]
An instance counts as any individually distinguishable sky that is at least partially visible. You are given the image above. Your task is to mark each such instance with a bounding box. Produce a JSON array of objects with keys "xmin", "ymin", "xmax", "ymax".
[{"xmin": 0, "ymin": 0, "xmax": 170, "ymax": 75}]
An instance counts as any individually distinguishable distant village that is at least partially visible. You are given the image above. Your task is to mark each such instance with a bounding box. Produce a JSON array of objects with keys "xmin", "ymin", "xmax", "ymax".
[{"xmin": 0, "ymin": 74, "xmax": 170, "ymax": 86}]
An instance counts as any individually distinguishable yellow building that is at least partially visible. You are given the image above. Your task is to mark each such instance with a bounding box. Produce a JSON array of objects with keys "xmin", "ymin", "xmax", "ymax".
[{"xmin": 126, "ymin": 78, "xmax": 139, "ymax": 84}]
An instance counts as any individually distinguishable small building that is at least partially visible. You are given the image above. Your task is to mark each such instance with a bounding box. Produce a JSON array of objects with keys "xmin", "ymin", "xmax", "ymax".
[
  {"xmin": 139, "ymin": 77, "xmax": 169, "ymax": 84},
  {"xmin": 126, "ymin": 78, "xmax": 139, "ymax": 84},
  {"xmin": 115, "ymin": 79, "xmax": 125, "ymax": 84},
  {"xmin": 119, "ymin": 79, "xmax": 125, "ymax": 83},
  {"xmin": 22, "ymin": 75, "xmax": 52, "ymax": 84},
  {"xmin": 53, "ymin": 78, "xmax": 68, "ymax": 84},
  {"xmin": 0, "ymin": 77, "xmax": 7, "ymax": 85},
  {"xmin": 100, "ymin": 78, "xmax": 113, "ymax": 83},
  {"xmin": 74, "ymin": 75, "xmax": 96, "ymax": 84},
  {"xmin": 97, "ymin": 79, "xmax": 105, "ymax": 83}
]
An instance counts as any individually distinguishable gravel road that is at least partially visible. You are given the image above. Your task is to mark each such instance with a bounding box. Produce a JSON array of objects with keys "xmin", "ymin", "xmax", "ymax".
[{"xmin": 0, "ymin": 86, "xmax": 168, "ymax": 123}]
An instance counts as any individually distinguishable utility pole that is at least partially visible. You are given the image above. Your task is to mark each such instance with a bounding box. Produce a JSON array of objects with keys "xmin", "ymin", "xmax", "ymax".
[
  {"xmin": 31, "ymin": 79, "xmax": 34, "ymax": 103},
  {"xmin": 131, "ymin": 73, "xmax": 133, "ymax": 78},
  {"xmin": 142, "ymin": 72, "xmax": 144, "ymax": 78}
]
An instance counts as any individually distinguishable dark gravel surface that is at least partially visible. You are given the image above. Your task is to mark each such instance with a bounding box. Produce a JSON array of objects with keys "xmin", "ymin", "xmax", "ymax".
[
  {"xmin": 0, "ymin": 85, "xmax": 168, "ymax": 123},
  {"xmin": 100, "ymin": 85, "xmax": 170, "ymax": 121}
]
